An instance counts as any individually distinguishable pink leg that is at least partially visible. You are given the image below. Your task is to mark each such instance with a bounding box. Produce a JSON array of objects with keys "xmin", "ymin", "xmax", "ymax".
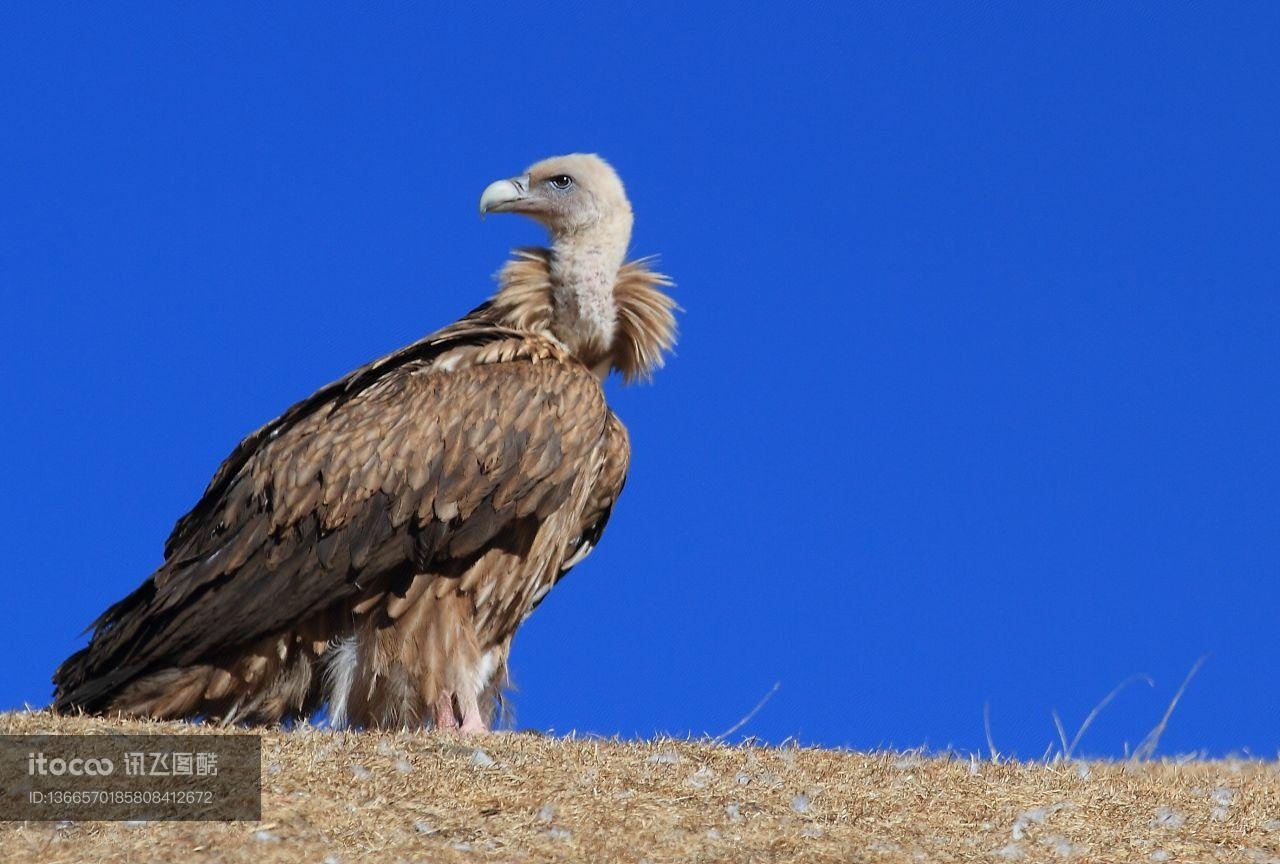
[
  {"xmin": 434, "ymin": 692, "xmax": 459, "ymax": 731},
  {"xmin": 457, "ymin": 690, "xmax": 488, "ymax": 736}
]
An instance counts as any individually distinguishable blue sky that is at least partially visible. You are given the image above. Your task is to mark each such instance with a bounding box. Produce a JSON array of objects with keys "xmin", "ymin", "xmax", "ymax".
[{"xmin": 2, "ymin": 4, "xmax": 1277, "ymax": 758}]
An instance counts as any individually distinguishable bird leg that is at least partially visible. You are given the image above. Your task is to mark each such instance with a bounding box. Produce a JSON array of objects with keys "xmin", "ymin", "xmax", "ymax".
[
  {"xmin": 433, "ymin": 690, "xmax": 486, "ymax": 734},
  {"xmin": 434, "ymin": 692, "xmax": 459, "ymax": 731},
  {"xmin": 457, "ymin": 690, "xmax": 488, "ymax": 736}
]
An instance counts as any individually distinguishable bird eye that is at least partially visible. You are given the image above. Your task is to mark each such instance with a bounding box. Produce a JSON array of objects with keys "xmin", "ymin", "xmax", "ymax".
[{"xmin": 548, "ymin": 175, "xmax": 573, "ymax": 190}]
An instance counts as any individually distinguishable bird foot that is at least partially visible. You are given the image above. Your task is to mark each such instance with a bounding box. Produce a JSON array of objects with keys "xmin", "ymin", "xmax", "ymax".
[
  {"xmin": 434, "ymin": 692, "xmax": 460, "ymax": 731},
  {"xmin": 433, "ymin": 690, "xmax": 488, "ymax": 735},
  {"xmin": 458, "ymin": 715, "xmax": 488, "ymax": 736},
  {"xmin": 458, "ymin": 690, "xmax": 488, "ymax": 736}
]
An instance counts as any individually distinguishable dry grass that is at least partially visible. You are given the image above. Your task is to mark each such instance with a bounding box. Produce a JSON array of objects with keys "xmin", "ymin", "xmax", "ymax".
[{"xmin": 2, "ymin": 711, "xmax": 1278, "ymax": 863}]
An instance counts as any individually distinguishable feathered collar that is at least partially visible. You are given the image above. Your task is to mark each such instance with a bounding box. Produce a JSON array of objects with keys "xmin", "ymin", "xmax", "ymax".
[{"xmin": 482, "ymin": 247, "xmax": 678, "ymax": 383}]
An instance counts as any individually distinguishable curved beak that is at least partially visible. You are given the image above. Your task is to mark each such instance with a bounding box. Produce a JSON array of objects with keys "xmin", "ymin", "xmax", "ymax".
[{"xmin": 479, "ymin": 174, "xmax": 531, "ymax": 217}]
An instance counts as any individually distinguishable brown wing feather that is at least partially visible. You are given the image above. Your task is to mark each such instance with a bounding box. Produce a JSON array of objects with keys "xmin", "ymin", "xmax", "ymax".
[
  {"xmin": 53, "ymin": 325, "xmax": 611, "ymax": 712},
  {"xmin": 163, "ymin": 317, "xmax": 508, "ymax": 560},
  {"xmin": 523, "ymin": 411, "xmax": 630, "ymax": 623}
]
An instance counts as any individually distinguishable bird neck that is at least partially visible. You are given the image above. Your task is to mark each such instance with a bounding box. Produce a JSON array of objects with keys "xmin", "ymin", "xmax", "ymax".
[{"xmin": 547, "ymin": 211, "xmax": 632, "ymax": 370}]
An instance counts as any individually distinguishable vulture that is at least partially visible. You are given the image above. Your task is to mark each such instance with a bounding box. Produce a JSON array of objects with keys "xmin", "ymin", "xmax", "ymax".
[{"xmin": 52, "ymin": 154, "xmax": 677, "ymax": 733}]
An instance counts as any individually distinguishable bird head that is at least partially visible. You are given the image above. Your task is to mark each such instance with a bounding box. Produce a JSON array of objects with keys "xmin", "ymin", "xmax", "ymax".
[{"xmin": 479, "ymin": 153, "xmax": 632, "ymax": 237}]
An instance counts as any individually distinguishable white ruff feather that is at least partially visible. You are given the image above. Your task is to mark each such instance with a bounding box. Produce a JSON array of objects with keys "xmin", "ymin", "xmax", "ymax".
[
  {"xmin": 323, "ymin": 636, "xmax": 359, "ymax": 728},
  {"xmin": 488, "ymin": 248, "xmax": 677, "ymax": 382}
]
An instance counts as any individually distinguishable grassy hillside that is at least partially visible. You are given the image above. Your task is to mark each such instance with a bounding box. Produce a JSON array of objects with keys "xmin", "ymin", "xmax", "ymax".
[{"xmin": 1, "ymin": 711, "xmax": 1278, "ymax": 863}]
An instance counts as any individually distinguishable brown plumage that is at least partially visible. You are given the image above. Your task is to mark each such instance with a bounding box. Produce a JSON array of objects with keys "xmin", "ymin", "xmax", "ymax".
[{"xmin": 52, "ymin": 154, "xmax": 676, "ymax": 731}]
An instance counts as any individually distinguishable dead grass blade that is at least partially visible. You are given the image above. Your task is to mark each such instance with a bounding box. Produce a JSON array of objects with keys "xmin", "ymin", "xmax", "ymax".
[
  {"xmin": 1064, "ymin": 673, "xmax": 1155, "ymax": 760},
  {"xmin": 713, "ymin": 681, "xmax": 780, "ymax": 742},
  {"xmin": 1131, "ymin": 654, "xmax": 1209, "ymax": 762},
  {"xmin": 983, "ymin": 701, "xmax": 1000, "ymax": 763}
]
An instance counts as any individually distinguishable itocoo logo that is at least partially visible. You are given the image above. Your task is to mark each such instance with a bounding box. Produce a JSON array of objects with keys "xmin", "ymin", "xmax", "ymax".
[{"xmin": 27, "ymin": 752, "xmax": 116, "ymax": 776}]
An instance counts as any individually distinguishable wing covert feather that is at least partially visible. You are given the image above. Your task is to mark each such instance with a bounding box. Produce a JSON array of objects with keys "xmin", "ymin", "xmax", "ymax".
[{"xmin": 76, "ymin": 332, "xmax": 610, "ymax": 682}]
